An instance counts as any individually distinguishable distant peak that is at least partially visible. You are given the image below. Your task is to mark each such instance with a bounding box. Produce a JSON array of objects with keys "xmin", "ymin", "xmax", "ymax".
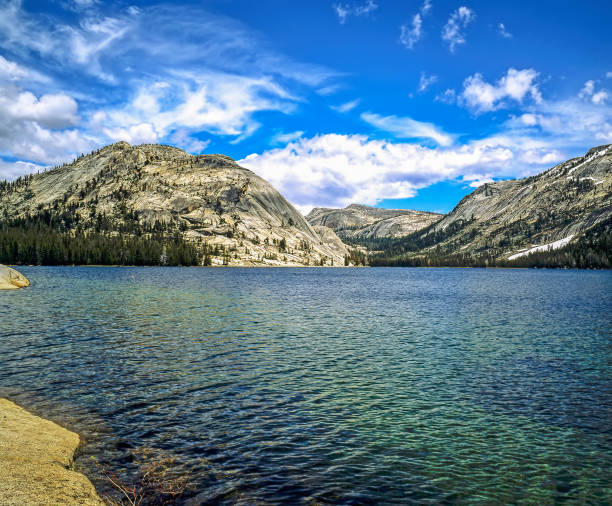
[{"xmin": 345, "ymin": 203, "xmax": 374, "ymax": 210}]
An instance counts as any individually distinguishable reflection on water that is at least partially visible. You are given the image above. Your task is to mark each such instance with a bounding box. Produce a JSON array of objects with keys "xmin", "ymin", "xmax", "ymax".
[{"xmin": 1, "ymin": 267, "xmax": 611, "ymax": 504}]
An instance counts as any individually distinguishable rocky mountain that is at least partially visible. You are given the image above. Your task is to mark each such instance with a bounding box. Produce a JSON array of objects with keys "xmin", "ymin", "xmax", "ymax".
[
  {"xmin": 370, "ymin": 144, "xmax": 612, "ymax": 267},
  {"xmin": 0, "ymin": 142, "xmax": 348, "ymax": 266},
  {"xmin": 306, "ymin": 204, "xmax": 441, "ymax": 240}
]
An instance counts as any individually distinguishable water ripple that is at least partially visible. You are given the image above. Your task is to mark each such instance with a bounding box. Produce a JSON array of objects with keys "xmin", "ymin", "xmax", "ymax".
[{"xmin": 1, "ymin": 267, "xmax": 611, "ymax": 504}]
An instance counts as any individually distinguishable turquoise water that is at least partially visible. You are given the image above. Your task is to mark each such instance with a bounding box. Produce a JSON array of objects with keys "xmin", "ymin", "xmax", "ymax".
[{"xmin": 1, "ymin": 267, "xmax": 611, "ymax": 504}]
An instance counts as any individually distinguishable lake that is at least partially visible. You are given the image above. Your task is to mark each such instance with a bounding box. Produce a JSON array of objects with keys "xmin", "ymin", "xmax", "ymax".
[{"xmin": 1, "ymin": 267, "xmax": 611, "ymax": 504}]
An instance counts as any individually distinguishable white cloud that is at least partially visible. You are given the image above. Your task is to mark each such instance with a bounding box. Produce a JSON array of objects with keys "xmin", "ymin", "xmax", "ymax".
[
  {"xmin": 169, "ymin": 129, "xmax": 210, "ymax": 154},
  {"xmin": 333, "ymin": 1, "xmax": 378, "ymax": 24},
  {"xmin": 592, "ymin": 91, "xmax": 609, "ymax": 104},
  {"xmin": 400, "ymin": 14, "xmax": 422, "ymax": 50},
  {"xmin": 504, "ymin": 96, "xmax": 612, "ymax": 148},
  {"xmin": 8, "ymin": 91, "xmax": 79, "ymax": 129},
  {"xmin": 0, "ymin": 79, "xmax": 93, "ymax": 168},
  {"xmin": 399, "ymin": 0, "xmax": 433, "ymax": 50},
  {"xmin": 436, "ymin": 88, "xmax": 456, "ymax": 104},
  {"xmin": 421, "ymin": 0, "xmax": 433, "ymax": 16},
  {"xmin": 498, "ymin": 23, "xmax": 512, "ymax": 39},
  {"xmin": 442, "ymin": 6, "xmax": 475, "ymax": 52},
  {"xmin": 460, "ymin": 68, "xmax": 541, "ymax": 113},
  {"xmin": 0, "ymin": 1, "xmax": 340, "ymax": 175},
  {"xmin": 0, "ymin": 1, "xmax": 337, "ymax": 87},
  {"xmin": 331, "ymin": 99, "xmax": 361, "ymax": 113},
  {"xmin": 607, "ymin": 72, "xmax": 612, "ymax": 79},
  {"xmin": 238, "ymin": 68, "xmax": 612, "ymax": 213},
  {"xmin": 579, "ymin": 80, "xmax": 608, "ymax": 104},
  {"xmin": 0, "ymin": 158, "xmax": 46, "ymax": 181},
  {"xmin": 70, "ymin": 0, "xmax": 98, "ymax": 10},
  {"xmin": 239, "ymin": 134, "xmax": 528, "ymax": 212},
  {"xmin": 467, "ymin": 176, "xmax": 494, "ymax": 188},
  {"xmin": 418, "ymin": 72, "xmax": 438, "ymax": 92},
  {"xmin": 271, "ymin": 131, "xmax": 305, "ymax": 145},
  {"xmin": 0, "ymin": 55, "xmax": 47, "ymax": 82},
  {"xmin": 361, "ymin": 112, "xmax": 453, "ymax": 146},
  {"xmin": 103, "ymin": 122, "xmax": 159, "ymax": 145},
  {"xmin": 579, "ymin": 80, "xmax": 595, "ymax": 98}
]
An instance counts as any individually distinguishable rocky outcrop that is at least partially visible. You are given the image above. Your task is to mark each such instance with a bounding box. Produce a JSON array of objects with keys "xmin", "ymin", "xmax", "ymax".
[
  {"xmin": 0, "ymin": 143, "xmax": 348, "ymax": 266},
  {"xmin": 418, "ymin": 145, "xmax": 612, "ymax": 259},
  {"xmin": 306, "ymin": 204, "xmax": 441, "ymax": 240},
  {"xmin": 0, "ymin": 398, "xmax": 102, "ymax": 505},
  {"xmin": 0, "ymin": 265, "xmax": 29, "ymax": 290}
]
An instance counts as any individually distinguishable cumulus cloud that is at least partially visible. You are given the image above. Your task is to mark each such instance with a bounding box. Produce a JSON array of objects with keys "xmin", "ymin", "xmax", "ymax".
[
  {"xmin": 442, "ymin": 6, "xmax": 475, "ymax": 52},
  {"xmin": 460, "ymin": 68, "xmax": 542, "ymax": 113},
  {"xmin": 498, "ymin": 23, "xmax": 512, "ymax": 39},
  {"xmin": 361, "ymin": 112, "xmax": 453, "ymax": 146},
  {"xmin": 0, "ymin": 0, "xmax": 341, "ymax": 179},
  {"xmin": 579, "ymin": 80, "xmax": 608, "ymax": 104},
  {"xmin": 0, "ymin": 62, "xmax": 94, "ymax": 168},
  {"xmin": 333, "ymin": 0, "xmax": 378, "ymax": 24},
  {"xmin": 238, "ymin": 134, "xmax": 540, "ymax": 213},
  {"xmin": 418, "ymin": 72, "xmax": 438, "ymax": 92}
]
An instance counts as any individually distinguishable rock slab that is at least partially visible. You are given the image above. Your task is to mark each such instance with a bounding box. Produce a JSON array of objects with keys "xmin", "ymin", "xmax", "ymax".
[
  {"xmin": 0, "ymin": 265, "xmax": 30, "ymax": 290},
  {"xmin": 0, "ymin": 398, "xmax": 102, "ymax": 505}
]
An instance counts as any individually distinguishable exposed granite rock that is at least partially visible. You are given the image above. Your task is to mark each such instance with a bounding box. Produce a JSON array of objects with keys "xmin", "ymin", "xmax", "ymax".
[
  {"xmin": 312, "ymin": 225, "xmax": 350, "ymax": 259},
  {"xmin": 0, "ymin": 265, "xmax": 29, "ymax": 290},
  {"xmin": 0, "ymin": 398, "xmax": 102, "ymax": 505},
  {"xmin": 0, "ymin": 143, "xmax": 348, "ymax": 266},
  {"xmin": 307, "ymin": 204, "xmax": 441, "ymax": 239},
  {"xmin": 420, "ymin": 144, "xmax": 612, "ymax": 259}
]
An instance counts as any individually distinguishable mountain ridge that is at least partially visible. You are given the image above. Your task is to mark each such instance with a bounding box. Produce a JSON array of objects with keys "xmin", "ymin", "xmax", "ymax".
[
  {"xmin": 0, "ymin": 142, "xmax": 350, "ymax": 266},
  {"xmin": 366, "ymin": 144, "xmax": 612, "ymax": 267},
  {"xmin": 306, "ymin": 203, "xmax": 442, "ymax": 240}
]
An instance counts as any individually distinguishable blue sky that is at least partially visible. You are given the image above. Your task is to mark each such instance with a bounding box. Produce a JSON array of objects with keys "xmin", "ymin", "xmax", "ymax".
[{"xmin": 0, "ymin": 0, "xmax": 610, "ymax": 213}]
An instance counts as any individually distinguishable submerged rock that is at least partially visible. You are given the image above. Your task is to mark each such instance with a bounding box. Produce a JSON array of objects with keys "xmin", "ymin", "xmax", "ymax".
[
  {"xmin": 0, "ymin": 398, "xmax": 102, "ymax": 505},
  {"xmin": 0, "ymin": 265, "xmax": 30, "ymax": 290}
]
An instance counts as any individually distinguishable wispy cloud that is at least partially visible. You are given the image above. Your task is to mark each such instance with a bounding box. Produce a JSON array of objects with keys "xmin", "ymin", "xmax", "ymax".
[
  {"xmin": 270, "ymin": 131, "xmax": 305, "ymax": 145},
  {"xmin": 361, "ymin": 112, "xmax": 454, "ymax": 146},
  {"xmin": 498, "ymin": 23, "xmax": 512, "ymax": 39},
  {"xmin": 0, "ymin": 55, "xmax": 48, "ymax": 82},
  {"xmin": 400, "ymin": 14, "xmax": 422, "ymax": 50},
  {"xmin": 240, "ymin": 65, "xmax": 612, "ymax": 213},
  {"xmin": 442, "ymin": 6, "xmax": 475, "ymax": 52},
  {"xmin": 399, "ymin": 0, "xmax": 433, "ymax": 50},
  {"xmin": 331, "ymin": 99, "xmax": 361, "ymax": 113},
  {"xmin": 0, "ymin": 0, "xmax": 340, "ymax": 177},
  {"xmin": 436, "ymin": 88, "xmax": 457, "ymax": 104},
  {"xmin": 418, "ymin": 72, "xmax": 438, "ymax": 92},
  {"xmin": 333, "ymin": 0, "xmax": 378, "ymax": 24}
]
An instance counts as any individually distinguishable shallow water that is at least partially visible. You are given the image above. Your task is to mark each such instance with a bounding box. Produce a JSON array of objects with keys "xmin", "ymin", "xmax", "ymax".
[{"xmin": 1, "ymin": 267, "xmax": 611, "ymax": 504}]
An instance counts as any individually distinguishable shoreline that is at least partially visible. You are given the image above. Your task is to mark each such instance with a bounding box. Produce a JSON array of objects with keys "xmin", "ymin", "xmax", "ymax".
[{"xmin": 0, "ymin": 398, "xmax": 102, "ymax": 505}]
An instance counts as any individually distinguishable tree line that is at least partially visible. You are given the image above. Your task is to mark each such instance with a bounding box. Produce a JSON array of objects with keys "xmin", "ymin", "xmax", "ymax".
[{"xmin": 0, "ymin": 214, "xmax": 202, "ymax": 266}]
